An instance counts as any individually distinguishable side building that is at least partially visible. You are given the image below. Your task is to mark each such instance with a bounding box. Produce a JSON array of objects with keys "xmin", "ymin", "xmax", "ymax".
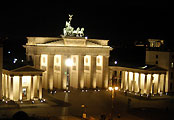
[
  {"xmin": 24, "ymin": 37, "xmax": 112, "ymax": 90},
  {"xmin": 146, "ymin": 39, "xmax": 174, "ymax": 92},
  {"xmin": 110, "ymin": 39, "xmax": 173, "ymax": 95}
]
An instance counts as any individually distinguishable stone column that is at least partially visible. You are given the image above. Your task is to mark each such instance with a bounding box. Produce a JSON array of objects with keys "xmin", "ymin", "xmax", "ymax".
[
  {"xmin": 34, "ymin": 55, "xmax": 41, "ymax": 69},
  {"xmin": 144, "ymin": 74, "xmax": 147, "ymax": 94},
  {"xmin": 61, "ymin": 55, "xmax": 67, "ymax": 90},
  {"xmin": 39, "ymin": 75, "xmax": 42, "ymax": 99},
  {"xmin": 127, "ymin": 72, "xmax": 129, "ymax": 91},
  {"xmin": 117, "ymin": 70, "xmax": 121, "ymax": 87},
  {"xmin": 103, "ymin": 56, "xmax": 109, "ymax": 89},
  {"xmin": 19, "ymin": 76, "xmax": 22, "ymax": 100},
  {"xmin": 0, "ymin": 46, "xmax": 2, "ymax": 100},
  {"xmin": 121, "ymin": 71, "xmax": 125, "ymax": 89},
  {"xmin": 132, "ymin": 72, "xmax": 135, "ymax": 92},
  {"xmin": 2, "ymin": 74, "xmax": 5, "ymax": 97},
  {"xmin": 5, "ymin": 75, "xmax": 8, "ymax": 98},
  {"xmin": 138, "ymin": 73, "xmax": 141, "ymax": 93},
  {"xmin": 157, "ymin": 74, "xmax": 161, "ymax": 93},
  {"xmin": 7, "ymin": 75, "xmax": 10, "ymax": 99},
  {"xmin": 30, "ymin": 75, "xmax": 34, "ymax": 100},
  {"xmin": 91, "ymin": 56, "xmax": 96, "ymax": 88},
  {"xmin": 163, "ymin": 74, "xmax": 166, "ymax": 93},
  {"xmin": 10, "ymin": 75, "xmax": 14, "ymax": 100},
  {"xmin": 48, "ymin": 54, "xmax": 54, "ymax": 90},
  {"xmin": 149, "ymin": 74, "xmax": 153, "ymax": 94},
  {"xmin": 78, "ymin": 55, "xmax": 84, "ymax": 89}
]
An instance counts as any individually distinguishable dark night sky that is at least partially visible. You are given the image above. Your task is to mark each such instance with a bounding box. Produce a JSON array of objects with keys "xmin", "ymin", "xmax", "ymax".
[{"xmin": 0, "ymin": 1, "xmax": 169, "ymax": 66}]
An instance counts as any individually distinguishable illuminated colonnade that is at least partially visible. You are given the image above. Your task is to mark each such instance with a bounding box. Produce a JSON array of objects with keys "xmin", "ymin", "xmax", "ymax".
[
  {"xmin": 110, "ymin": 66, "xmax": 167, "ymax": 95},
  {"xmin": 121, "ymin": 72, "xmax": 166, "ymax": 94},
  {"xmin": 2, "ymin": 66, "xmax": 43, "ymax": 101},
  {"xmin": 24, "ymin": 37, "xmax": 112, "ymax": 90},
  {"xmin": 37, "ymin": 54, "xmax": 109, "ymax": 90}
]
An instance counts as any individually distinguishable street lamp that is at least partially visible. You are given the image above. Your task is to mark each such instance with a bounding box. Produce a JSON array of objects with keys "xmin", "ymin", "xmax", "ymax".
[
  {"xmin": 108, "ymin": 86, "xmax": 119, "ymax": 119},
  {"xmin": 65, "ymin": 58, "xmax": 73, "ymax": 92}
]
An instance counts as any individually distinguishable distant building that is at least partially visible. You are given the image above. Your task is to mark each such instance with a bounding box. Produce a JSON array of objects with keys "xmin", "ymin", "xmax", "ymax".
[
  {"xmin": 110, "ymin": 39, "xmax": 173, "ymax": 95},
  {"xmin": 146, "ymin": 39, "xmax": 174, "ymax": 92}
]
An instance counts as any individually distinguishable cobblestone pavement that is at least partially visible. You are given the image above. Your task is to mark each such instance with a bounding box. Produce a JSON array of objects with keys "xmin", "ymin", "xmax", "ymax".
[{"xmin": 0, "ymin": 89, "xmax": 174, "ymax": 120}]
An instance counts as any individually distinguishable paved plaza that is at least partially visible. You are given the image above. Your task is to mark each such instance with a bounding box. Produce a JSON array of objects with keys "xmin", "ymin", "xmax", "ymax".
[{"xmin": 0, "ymin": 89, "xmax": 174, "ymax": 120}]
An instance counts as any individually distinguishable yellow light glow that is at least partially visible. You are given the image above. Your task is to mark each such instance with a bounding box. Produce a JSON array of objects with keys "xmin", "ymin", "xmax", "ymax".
[
  {"xmin": 65, "ymin": 58, "xmax": 73, "ymax": 67},
  {"xmin": 41, "ymin": 54, "xmax": 48, "ymax": 66},
  {"xmin": 108, "ymin": 87, "xmax": 113, "ymax": 91},
  {"xmin": 115, "ymin": 86, "xmax": 118, "ymax": 91}
]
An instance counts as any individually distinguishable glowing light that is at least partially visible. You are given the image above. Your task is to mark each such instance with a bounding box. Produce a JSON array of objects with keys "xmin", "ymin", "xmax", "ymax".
[
  {"xmin": 108, "ymin": 87, "xmax": 113, "ymax": 91},
  {"xmin": 65, "ymin": 58, "xmax": 73, "ymax": 67},
  {"xmin": 115, "ymin": 87, "xmax": 118, "ymax": 91},
  {"xmin": 85, "ymin": 36, "xmax": 88, "ymax": 39},
  {"xmin": 13, "ymin": 58, "xmax": 18, "ymax": 63},
  {"xmin": 8, "ymin": 51, "xmax": 11, "ymax": 54},
  {"xmin": 114, "ymin": 61, "xmax": 117, "ymax": 65},
  {"xmin": 142, "ymin": 65, "xmax": 147, "ymax": 69}
]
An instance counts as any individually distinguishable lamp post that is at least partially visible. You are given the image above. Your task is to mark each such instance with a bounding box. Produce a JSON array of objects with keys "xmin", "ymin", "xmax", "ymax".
[
  {"xmin": 108, "ymin": 86, "xmax": 118, "ymax": 119},
  {"xmin": 65, "ymin": 58, "xmax": 73, "ymax": 92}
]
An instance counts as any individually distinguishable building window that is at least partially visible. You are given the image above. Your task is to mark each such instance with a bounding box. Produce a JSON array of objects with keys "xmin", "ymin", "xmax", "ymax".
[
  {"xmin": 85, "ymin": 58, "xmax": 88, "ymax": 64},
  {"xmin": 97, "ymin": 58, "xmax": 100, "ymax": 63},
  {"xmin": 156, "ymin": 55, "xmax": 158, "ymax": 59},
  {"xmin": 156, "ymin": 61, "xmax": 158, "ymax": 64},
  {"xmin": 43, "ymin": 57, "xmax": 45, "ymax": 63},
  {"xmin": 73, "ymin": 57, "xmax": 76, "ymax": 64},
  {"xmin": 56, "ymin": 58, "xmax": 59, "ymax": 64}
]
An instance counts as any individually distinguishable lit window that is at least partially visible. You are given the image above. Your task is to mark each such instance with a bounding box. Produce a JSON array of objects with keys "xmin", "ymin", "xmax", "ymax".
[
  {"xmin": 97, "ymin": 58, "xmax": 100, "ymax": 63},
  {"xmin": 43, "ymin": 57, "xmax": 45, "ymax": 63},
  {"xmin": 85, "ymin": 58, "xmax": 88, "ymax": 64},
  {"xmin": 73, "ymin": 57, "xmax": 76, "ymax": 64},
  {"xmin": 56, "ymin": 58, "xmax": 59, "ymax": 64}
]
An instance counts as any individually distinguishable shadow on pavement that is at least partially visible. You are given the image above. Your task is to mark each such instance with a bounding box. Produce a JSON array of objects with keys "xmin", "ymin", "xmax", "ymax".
[
  {"xmin": 46, "ymin": 94, "xmax": 71, "ymax": 107},
  {"xmin": 129, "ymin": 107, "xmax": 173, "ymax": 120}
]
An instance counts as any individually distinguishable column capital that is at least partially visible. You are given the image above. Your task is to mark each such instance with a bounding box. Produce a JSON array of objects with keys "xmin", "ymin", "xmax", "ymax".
[
  {"xmin": 31, "ymin": 75, "xmax": 35, "ymax": 77},
  {"xmin": 19, "ymin": 75, "xmax": 23, "ymax": 77},
  {"xmin": 10, "ymin": 75, "xmax": 14, "ymax": 77}
]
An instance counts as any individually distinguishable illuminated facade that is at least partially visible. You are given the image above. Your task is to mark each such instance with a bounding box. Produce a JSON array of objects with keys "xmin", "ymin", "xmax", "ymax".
[
  {"xmin": 110, "ymin": 66, "xmax": 167, "ymax": 95},
  {"xmin": 110, "ymin": 39, "xmax": 174, "ymax": 94},
  {"xmin": 146, "ymin": 39, "xmax": 174, "ymax": 92},
  {"xmin": 2, "ymin": 66, "xmax": 44, "ymax": 101},
  {"xmin": 24, "ymin": 37, "xmax": 112, "ymax": 90}
]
